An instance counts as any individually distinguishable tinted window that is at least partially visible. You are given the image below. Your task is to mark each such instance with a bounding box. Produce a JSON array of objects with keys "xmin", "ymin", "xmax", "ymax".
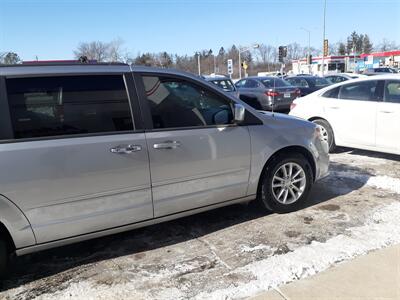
[
  {"xmin": 6, "ymin": 75, "xmax": 133, "ymax": 139},
  {"xmin": 244, "ymin": 79, "xmax": 258, "ymax": 88},
  {"xmin": 211, "ymin": 79, "xmax": 235, "ymax": 92},
  {"xmin": 142, "ymin": 76, "xmax": 234, "ymax": 129},
  {"xmin": 332, "ymin": 76, "xmax": 348, "ymax": 83},
  {"xmin": 322, "ymin": 86, "xmax": 340, "ymax": 98},
  {"xmin": 384, "ymin": 80, "xmax": 400, "ymax": 103},
  {"xmin": 235, "ymin": 79, "xmax": 246, "ymax": 87},
  {"xmin": 261, "ymin": 78, "xmax": 290, "ymax": 88},
  {"xmin": 325, "ymin": 76, "xmax": 346, "ymax": 84},
  {"xmin": 312, "ymin": 77, "xmax": 330, "ymax": 87},
  {"xmin": 287, "ymin": 78, "xmax": 309, "ymax": 87},
  {"xmin": 339, "ymin": 80, "xmax": 380, "ymax": 101}
]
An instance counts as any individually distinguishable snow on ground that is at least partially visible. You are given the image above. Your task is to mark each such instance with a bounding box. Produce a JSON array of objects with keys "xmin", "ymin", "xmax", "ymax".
[
  {"xmin": 26, "ymin": 201, "xmax": 400, "ymax": 300},
  {"xmin": 195, "ymin": 202, "xmax": 400, "ymax": 299},
  {"xmin": 332, "ymin": 171, "xmax": 400, "ymax": 195}
]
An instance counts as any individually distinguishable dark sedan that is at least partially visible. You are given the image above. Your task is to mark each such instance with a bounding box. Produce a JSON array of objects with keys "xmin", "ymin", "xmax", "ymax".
[
  {"xmin": 285, "ymin": 75, "xmax": 330, "ymax": 97},
  {"xmin": 235, "ymin": 76, "xmax": 300, "ymax": 112}
]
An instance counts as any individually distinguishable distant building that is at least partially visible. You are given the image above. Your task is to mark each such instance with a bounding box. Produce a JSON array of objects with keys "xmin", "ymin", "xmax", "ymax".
[
  {"xmin": 292, "ymin": 55, "xmax": 360, "ymax": 75},
  {"xmin": 356, "ymin": 50, "xmax": 400, "ymax": 71}
]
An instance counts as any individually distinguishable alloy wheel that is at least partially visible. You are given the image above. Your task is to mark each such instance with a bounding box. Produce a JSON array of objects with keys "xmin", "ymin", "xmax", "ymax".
[{"xmin": 271, "ymin": 162, "xmax": 307, "ymax": 205}]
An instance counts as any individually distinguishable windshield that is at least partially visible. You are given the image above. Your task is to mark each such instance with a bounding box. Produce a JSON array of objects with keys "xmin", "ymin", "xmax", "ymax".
[
  {"xmin": 312, "ymin": 77, "xmax": 330, "ymax": 87},
  {"xmin": 261, "ymin": 78, "xmax": 290, "ymax": 88},
  {"xmin": 211, "ymin": 79, "xmax": 236, "ymax": 92}
]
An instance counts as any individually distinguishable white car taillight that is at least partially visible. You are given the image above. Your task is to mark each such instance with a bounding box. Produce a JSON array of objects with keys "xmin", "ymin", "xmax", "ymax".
[{"xmin": 290, "ymin": 102, "xmax": 297, "ymax": 110}]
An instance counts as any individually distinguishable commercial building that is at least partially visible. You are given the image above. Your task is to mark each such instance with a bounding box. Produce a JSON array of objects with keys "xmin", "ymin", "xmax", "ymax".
[
  {"xmin": 356, "ymin": 50, "xmax": 400, "ymax": 71},
  {"xmin": 291, "ymin": 55, "xmax": 360, "ymax": 75}
]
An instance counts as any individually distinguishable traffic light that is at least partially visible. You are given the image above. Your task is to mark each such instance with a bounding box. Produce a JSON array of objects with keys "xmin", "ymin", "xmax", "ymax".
[
  {"xmin": 282, "ymin": 46, "xmax": 287, "ymax": 58},
  {"xmin": 278, "ymin": 46, "xmax": 287, "ymax": 63},
  {"xmin": 306, "ymin": 54, "xmax": 312, "ymax": 65},
  {"xmin": 323, "ymin": 39, "xmax": 329, "ymax": 57}
]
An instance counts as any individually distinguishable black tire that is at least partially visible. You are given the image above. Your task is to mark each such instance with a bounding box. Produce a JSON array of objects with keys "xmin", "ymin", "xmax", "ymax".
[
  {"xmin": 0, "ymin": 238, "xmax": 10, "ymax": 279},
  {"xmin": 259, "ymin": 153, "xmax": 313, "ymax": 213},
  {"xmin": 312, "ymin": 119, "xmax": 336, "ymax": 152}
]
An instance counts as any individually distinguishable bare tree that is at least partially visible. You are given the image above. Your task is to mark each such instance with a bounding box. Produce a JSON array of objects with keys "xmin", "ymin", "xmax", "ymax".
[
  {"xmin": 256, "ymin": 44, "xmax": 275, "ymax": 71},
  {"xmin": 108, "ymin": 38, "xmax": 125, "ymax": 62},
  {"xmin": 287, "ymin": 43, "xmax": 303, "ymax": 60},
  {"xmin": 74, "ymin": 41, "xmax": 111, "ymax": 62},
  {"xmin": 1, "ymin": 52, "xmax": 21, "ymax": 64},
  {"xmin": 377, "ymin": 39, "xmax": 399, "ymax": 52}
]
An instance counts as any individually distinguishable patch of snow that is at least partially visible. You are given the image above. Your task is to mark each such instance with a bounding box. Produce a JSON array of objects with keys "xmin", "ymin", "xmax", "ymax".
[
  {"xmin": 195, "ymin": 201, "xmax": 400, "ymax": 299},
  {"xmin": 332, "ymin": 153, "xmax": 391, "ymax": 165},
  {"xmin": 240, "ymin": 244, "xmax": 271, "ymax": 253},
  {"xmin": 331, "ymin": 171, "xmax": 400, "ymax": 194}
]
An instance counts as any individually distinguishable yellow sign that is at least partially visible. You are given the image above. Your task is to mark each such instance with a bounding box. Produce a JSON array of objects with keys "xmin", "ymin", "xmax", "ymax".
[
  {"xmin": 323, "ymin": 39, "xmax": 329, "ymax": 57},
  {"xmin": 243, "ymin": 61, "xmax": 248, "ymax": 70}
]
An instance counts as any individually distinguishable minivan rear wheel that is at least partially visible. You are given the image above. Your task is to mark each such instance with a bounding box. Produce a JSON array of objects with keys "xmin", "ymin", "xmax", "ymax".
[
  {"xmin": 312, "ymin": 119, "xmax": 335, "ymax": 152},
  {"xmin": 259, "ymin": 153, "xmax": 313, "ymax": 213}
]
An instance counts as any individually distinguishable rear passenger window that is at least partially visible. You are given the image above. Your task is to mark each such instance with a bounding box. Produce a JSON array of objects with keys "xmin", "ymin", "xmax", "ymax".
[
  {"xmin": 6, "ymin": 75, "xmax": 133, "ymax": 139},
  {"xmin": 384, "ymin": 80, "xmax": 400, "ymax": 103},
  {"xmin": 322, "ymin": 86, "xmax": 340, "ymax": 98},
  {"xmin": 339, "ymin": 80, "xmax": 380, "ymax": 101}
]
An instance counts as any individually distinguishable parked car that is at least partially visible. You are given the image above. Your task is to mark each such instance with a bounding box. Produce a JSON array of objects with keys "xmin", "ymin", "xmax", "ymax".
[
  {"xmin": 290, "ymin": 75, "xmax": 400, "ymax": 155},
  {"xmin": 324, "ymin": 73, "xmax": 367, "ymax": 84},
  {"xmin": 285, "ymin": 75, "xmax": 330, "ymax": 97},
  {"xmin": 202, "ymin": 75, "xmax": 239, "ymax": 97},
  {"xmin": 363, "ymin": 67, "xmax": 398, "ymax": 76},
  {"xmin": 0, "ymin": 64, "xmax": 329, "ymax": 276},
  {"xmin": 235, "ymin": 76, "xmax": 300, "ymax": 111}
]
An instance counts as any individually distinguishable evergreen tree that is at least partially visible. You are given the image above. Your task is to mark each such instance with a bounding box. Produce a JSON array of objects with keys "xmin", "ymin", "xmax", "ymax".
[{"xmin": 338, "ymin": 42, "xmax": 346, "ymax": 55}]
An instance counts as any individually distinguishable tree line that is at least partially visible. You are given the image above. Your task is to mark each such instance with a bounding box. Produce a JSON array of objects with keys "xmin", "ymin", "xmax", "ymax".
[{"xmin": 1, "ymin": 32, "xmax": 399, "ymax": 77}]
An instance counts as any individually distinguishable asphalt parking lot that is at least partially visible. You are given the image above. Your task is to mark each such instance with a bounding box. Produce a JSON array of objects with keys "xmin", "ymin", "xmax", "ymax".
[{"xmin": 1, "ymin": 148, "xmax": 400, "ymax": 300}]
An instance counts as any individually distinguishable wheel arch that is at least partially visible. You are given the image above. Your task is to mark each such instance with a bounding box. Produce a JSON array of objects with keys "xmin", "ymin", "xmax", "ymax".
[
  {"xmin": 0, "ymin": 222, "xmax": 16, "ymax": 253},
  {"xmin": 308, "ymin": 116, "xmax": 327, "ymax": 122},
  {"xmin": 256, "ymin": 145, "xmax": 316, "ymax": 199},
  {"xmin": 0, "ymin": 195, "xmax": 36, "ymax": 251}
]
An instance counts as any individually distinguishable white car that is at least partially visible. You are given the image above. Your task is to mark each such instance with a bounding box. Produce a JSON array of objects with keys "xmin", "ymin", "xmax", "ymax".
[{"xmin": 290, "ymin": 75, "xmax": 400, "ymax": 155}]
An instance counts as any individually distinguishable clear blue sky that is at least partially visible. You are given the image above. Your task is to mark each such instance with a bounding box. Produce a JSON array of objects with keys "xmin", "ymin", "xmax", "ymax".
[{"xmin": 1, "ymin": 0, "xmax": 399, "ymax": 60}]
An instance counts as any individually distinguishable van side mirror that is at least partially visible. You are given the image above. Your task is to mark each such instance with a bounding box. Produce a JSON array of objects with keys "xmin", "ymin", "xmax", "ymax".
[{"xmin": 234, "ymin": 103, "xmax": 245, "ymax": 123}]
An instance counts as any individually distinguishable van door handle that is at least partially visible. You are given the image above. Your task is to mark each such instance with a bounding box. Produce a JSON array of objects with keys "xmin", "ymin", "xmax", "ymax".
[
  {"xmin": 379, "ymin": 111, "xmax": 394, "ymax": 114},
  {"xmin": 329, "ymin": 106, "xmax": 340, "ymax": 109},
  {"xmin": 153, "ymin": 141, "xmax": 181, "ymax": 149},
  {"xmin": 111, "ymin": 144, "xmax": 142, "ymax": 154}
]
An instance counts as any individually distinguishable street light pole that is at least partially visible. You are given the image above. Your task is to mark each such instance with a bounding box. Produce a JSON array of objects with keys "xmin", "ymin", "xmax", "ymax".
[
  {"xmin": 321, "ymin": 0, "xmax": 327, "ymax": 76},
  {"xmin": 238, "ymin": 51, "xmax": 242, "ymax": 79},
  {"xmin": 196, "ymin": 52, "xmax": 201, "ymax": 76},
  {"xmin": 214, "ymin": 55, "xmax": 217, "ymax": 74},
  {"xmin": 238, "ymin": 43, "xmax": 259, "ymax": 79},
  {"xmin": 301, "ymin": 27, "xmax": 311, "ymax": 74}
]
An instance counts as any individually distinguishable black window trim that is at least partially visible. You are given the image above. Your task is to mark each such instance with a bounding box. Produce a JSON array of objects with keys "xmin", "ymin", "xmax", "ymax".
[
  {"xmin": 0, "ymin": 72, "xmax": 143, "ymax": 144},
  {"xmin": 0, "ymin": 77, "xmax": 14, "ymax": 140},
  {"xmin": 134, "ymin": 72, "xmax": 262, "ymax": 132}
]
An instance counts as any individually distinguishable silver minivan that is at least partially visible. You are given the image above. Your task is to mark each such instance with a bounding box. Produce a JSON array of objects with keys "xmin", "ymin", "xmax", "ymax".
[{"xmin": 0, "ymin": 64, "xmax": 329, "ymax": 276}]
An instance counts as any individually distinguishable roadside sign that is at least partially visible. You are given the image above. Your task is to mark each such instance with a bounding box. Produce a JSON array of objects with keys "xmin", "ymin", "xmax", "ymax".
[
  {"xmin": 242, "ymin": 61, "xmax": 248, "ymax": 70},
  {"xmin": 323, "ymin": 39, "xmax": 329, "ymax": 57},
  {"xmin": 227, "ymin": 59, "xmax": 233, "ymax": 75}
]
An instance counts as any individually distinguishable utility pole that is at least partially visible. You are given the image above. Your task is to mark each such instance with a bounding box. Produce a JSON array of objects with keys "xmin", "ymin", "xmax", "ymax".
[
  {"xmin": 301, "ymin": 27, "xmax": 311, "ymax": 74},
  {"xmin": 196, "ymin": 52, "xmax": 201, "ymax": 76},
  {"xmin": 321, "ymin": 0, "xmax": 327, "ymax": 76}
]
